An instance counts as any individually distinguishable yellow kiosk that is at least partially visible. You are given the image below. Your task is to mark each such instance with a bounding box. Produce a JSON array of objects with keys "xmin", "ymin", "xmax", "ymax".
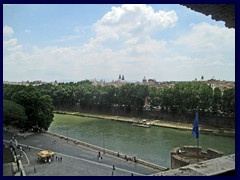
[{"xmin": 37, "ymin": 150, "xmax": 55, "ymax": 163}]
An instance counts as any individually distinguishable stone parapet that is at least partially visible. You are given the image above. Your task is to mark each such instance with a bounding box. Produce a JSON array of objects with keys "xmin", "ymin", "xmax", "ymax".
[{"xmin": 171, "ymin": 146, "xmax": 223, "ymax": 169}]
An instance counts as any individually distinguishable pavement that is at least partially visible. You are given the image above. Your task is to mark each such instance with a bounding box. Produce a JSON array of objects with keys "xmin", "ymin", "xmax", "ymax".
[{"xmin": 3, "ymin": 129, "xmax": 160, "ymax": 176}]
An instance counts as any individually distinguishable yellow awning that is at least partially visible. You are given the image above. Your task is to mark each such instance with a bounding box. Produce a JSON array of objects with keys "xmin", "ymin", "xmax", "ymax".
[{"xmin": 37, "ymin": 150, "xmax": 54, "ymax": 158}]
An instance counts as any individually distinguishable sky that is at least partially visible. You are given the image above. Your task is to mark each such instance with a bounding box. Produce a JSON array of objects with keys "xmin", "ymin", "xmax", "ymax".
[{"xmin": 3, "ymin": 4, "xmax": 235, "ymax": 82}]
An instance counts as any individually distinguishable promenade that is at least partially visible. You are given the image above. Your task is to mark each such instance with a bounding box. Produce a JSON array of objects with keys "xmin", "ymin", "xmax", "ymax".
[{"xmin": 3, "ymin": 129, "xmax": 161, "ymax": 176}]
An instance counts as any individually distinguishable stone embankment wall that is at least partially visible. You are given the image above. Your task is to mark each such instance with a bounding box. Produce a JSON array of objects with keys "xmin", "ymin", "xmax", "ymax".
[
  {"xmin": 55, "ymin": 106, "xmax": 235, "ymax": 129},
  {"xmin": 171, "ymin": 146, "xmax": 223, "ymax": 169},
  {"xmin": 45, "ymin": 131, "xmax": 168, "ymax": 171},
  {"xmin": 3, "ymin": 143, "xmax": 26, "ymax": 176}
]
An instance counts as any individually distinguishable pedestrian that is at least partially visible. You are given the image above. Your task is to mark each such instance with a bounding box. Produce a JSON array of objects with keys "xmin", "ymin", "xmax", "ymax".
[
  {"xmin": 34, "ymin": 166, "xmax": 36, "ymax": 173},
  {"xmin": 98, "ymin": 151, "xmax": 101, "ymax": 158},
  {"xmin": 112, "ymin": 165, "xmax": 115, "ymax": 171},
  {"xmin": 117, "ymin": 152, "xmax": 119, "ymax": 157},
  {"xmin": 56, "ymin": 156, "xmax": 58, "ymax": 161},
  {"xmin": 17, "ymin": 160, "xmax": 19, "ymax": 170},
  {"xmin": 111, "ymin": 171, "xmax": 114, "ymax": 176},
  {"xmin": 134, "ymin": 157, "xmax": 137, "ymax": 163},
  {"xmin": 131, "ymin": 173, "xmax": 133, "ymax": 176}
]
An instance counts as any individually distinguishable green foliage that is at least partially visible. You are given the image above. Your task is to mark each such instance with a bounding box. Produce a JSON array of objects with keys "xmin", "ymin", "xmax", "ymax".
[
  {"xmin": 4, "ymin": 85, "xmax": 54, "ymax": 130},
  {"xmin": 4, "ymin": 80, "xmax": 235, "ymax": 121},
  {"xmin": 3, "ymin": 100, "xmax": 27, "ymax": 127},
  {"xmin": 38, "ymin": 95, "xmax": 55, "ymax": 130}
]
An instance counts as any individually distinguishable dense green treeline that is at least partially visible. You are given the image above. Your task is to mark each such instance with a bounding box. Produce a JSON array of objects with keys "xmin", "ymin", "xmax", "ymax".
[
  {"xmin": 4, "ymin": 81, "xmax": 235, "ymax": 124},
  {"xmin": 3, "ymin": 85, "xmax": 54, "ymax": 130}
]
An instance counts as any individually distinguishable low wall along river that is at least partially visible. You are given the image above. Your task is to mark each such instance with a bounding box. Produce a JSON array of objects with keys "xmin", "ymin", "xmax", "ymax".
[{"xmin": 48, "ymin": 113, "xmax": 235, "ymax": 168}]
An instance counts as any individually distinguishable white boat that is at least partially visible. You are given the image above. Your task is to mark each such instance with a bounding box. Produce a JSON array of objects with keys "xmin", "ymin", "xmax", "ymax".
[{"xmin": 132, "ymin": 120, "xmax": 151, "ymax": 128}]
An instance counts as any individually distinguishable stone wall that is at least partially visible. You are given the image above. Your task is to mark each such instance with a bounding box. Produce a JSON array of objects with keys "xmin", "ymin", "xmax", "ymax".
[
  {"xmin": 171, "ymin": 146, "xmax": 223, "ymax": 169},
  {"xmin": 55, "ymin": 106, "xmax": 235, "ymax": 129}
]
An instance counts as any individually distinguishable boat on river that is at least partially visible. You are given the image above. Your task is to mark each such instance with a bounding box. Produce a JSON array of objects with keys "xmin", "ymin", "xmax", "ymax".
[{"xmin": 132, "ymin": 119, "xmax": 151, "ymax": 128}]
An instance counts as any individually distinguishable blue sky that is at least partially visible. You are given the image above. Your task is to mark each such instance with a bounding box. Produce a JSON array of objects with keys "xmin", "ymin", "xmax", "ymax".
[{"xmin": 3, "ymin": 4, "xmax": 235, "ymax": 82}]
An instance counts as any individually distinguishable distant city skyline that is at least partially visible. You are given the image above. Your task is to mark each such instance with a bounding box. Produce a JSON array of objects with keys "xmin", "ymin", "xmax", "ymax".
[{"xmin": 3, "ymin": 4, "xmax": 235, "ymax": 82}]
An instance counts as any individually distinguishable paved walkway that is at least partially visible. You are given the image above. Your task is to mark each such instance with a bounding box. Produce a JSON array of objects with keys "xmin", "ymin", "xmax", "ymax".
[{"xmin": 3, "ymin": 130, "xmax": 160, "ymax": 176}]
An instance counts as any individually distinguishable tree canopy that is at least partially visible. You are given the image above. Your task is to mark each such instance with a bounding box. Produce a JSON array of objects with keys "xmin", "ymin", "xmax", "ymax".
[
  {"xmin": 4, "ymin": 85, "xmax": 54, "ymax": 130},
  {"xmin": 3, "ymin": 99, "xmax": 27, "ymax": 128},
  {"xmin": 3, "ymin": 80, "xmax": 235, "ymax": 127}
]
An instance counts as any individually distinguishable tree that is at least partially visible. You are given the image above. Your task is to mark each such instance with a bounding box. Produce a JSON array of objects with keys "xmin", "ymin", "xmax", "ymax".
[
  {"xmin": 3, "ymin": 100, "xmax": 27, "ymax": 128},
  {"xmin": 11, "ymin": 87, "xmax": 40, "ymax": 129},
  {"xmin": 212, "ymin": 87, "xmax": 222, "ymax": 114},
  {"xmin": 37, "ymin": 95, "xmax": 55, "ymax": 130},
  {"xmin": 10, "ymin": 86, "xmax": 54, "ymax": 130},
  {"xmin": 222, "ymin": 88, "xmax": 235, "ymax": 114}
]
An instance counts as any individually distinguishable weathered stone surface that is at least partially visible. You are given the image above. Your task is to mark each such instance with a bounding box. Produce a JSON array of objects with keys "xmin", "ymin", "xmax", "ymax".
[{"xmin": 152, "ymin": 154, "xmax": 235, "ymax": 176}]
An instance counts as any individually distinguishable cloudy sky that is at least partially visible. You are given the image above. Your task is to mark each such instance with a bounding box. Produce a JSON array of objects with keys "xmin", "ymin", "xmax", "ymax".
[{"xmin": 3, "ymin": 4, "xmax": 235, "ymax": 82}]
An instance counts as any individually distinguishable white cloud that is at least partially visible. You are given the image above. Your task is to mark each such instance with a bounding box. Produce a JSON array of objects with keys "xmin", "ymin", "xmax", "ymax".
[
  {"xmin": 25, "ymin": 29, "xmax": 31, "ymax": 33},
  {"xmin": 134, "ymin": 38, "xmax": 167, "ymax": 54},
  {"xmin": 3, "ymin": 5, "xmax": 234, "ymax": 82},
  {"xmin": 173, "ymin": 22, "xmax": 235, "ymax": 53},
  {"xmin": 3, "ymin": 25, "xmax": 14, "ymax": 37},
  {"xmin": 3, "ymin": 26, "xmax": 23, "ymax": 52},
  {"xmin": 3, "ymin": 38, "xmax": 22, "ymax": 52},
  {"xmin": 3, "ymin": 38, "xmax": 18, "ymax": 47},
  {"xmin": 94, "ymin": 4, "xmax": 178, "ymax": 42},
  {"xmin": 53, "ymin": 35, "xmax": 82, "ymax": 42}
]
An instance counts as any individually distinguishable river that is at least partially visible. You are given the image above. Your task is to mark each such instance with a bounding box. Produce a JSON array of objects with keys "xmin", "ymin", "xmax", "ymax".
[{"xmin": 48, "ymin": 114, "xmax": 235, "ymax": 168}]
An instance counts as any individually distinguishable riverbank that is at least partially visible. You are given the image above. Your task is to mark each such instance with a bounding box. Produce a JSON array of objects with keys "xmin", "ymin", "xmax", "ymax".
[{"xmin": 54, "ymin": 111, "xmax": 235, "ymax": 137}]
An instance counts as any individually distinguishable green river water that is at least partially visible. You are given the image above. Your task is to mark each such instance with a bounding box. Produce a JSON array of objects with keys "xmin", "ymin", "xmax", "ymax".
[{"xmin": 48, "ymin": 114, "xmax": 235, "ymax": 168}]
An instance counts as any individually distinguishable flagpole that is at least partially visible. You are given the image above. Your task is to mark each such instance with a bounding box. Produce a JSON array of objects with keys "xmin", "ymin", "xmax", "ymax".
[
  {"xmin": 197, "ymin": 112, "xmax": 199, "ymax": 162},
  {"xmin": 197, "ymin": 135, "xmax": 199, "ymax": 162},
  {"xmin": 192, "ymin": 112, "xmax": 199, "ymax": 162}
]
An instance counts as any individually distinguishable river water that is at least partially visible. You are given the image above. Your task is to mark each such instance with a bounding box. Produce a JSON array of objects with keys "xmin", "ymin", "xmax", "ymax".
[{"xmin": 48, "ymin": 114, "xmax": 235, "ymax": 168}]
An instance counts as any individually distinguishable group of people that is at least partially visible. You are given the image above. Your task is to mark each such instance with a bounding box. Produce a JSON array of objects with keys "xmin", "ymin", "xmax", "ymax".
[
  {"xmin": 124, "ymin": 155, "xmax": 137, "ymax": 162},
  {"xmin": 55, "ymin": 156, "xmax": 63, "ymax": 161},
  {"xmin": 97, "ymin": 151, "xmax": 136, "ymax": 176}
]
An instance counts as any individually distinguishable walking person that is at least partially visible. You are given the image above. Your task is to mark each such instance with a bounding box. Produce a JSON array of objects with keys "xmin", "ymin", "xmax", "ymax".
[
  {"xmin": 98, "ymin": 156, "xmax": 101, "ymax": 162},
  {"xmin": 34, "ymin": 166, "xmax": 36, "ymax": 173},
  {"xmin": 111, "ymin": 171, "xmax": 114, "ymax": 176},
  {"xmin": 112, "ymin": 165, "xmax": 115, "ymax": 171}
]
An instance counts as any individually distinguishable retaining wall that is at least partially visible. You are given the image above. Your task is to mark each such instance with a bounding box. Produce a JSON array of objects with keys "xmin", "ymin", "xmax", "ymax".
[{"xmin": 171, "ymin": 146, "xmax": 223, "ymax": 169}]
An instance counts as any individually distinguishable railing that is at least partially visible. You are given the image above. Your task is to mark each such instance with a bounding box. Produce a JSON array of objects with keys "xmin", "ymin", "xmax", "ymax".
[{"xmin": 46, "ymin": 131, "xmax": 168, "ymax": 171}]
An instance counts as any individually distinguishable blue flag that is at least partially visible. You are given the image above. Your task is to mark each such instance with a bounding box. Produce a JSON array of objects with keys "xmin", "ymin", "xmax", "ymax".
[{"xmin": 192, "ymin": 112, "xmax": 199, "ymax": 138}]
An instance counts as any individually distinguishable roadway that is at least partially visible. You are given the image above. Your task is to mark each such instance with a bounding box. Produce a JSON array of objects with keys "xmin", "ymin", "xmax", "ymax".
[{"xmin": 3, "ymin": 130, "xmax": 160, "ymax": 176}]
